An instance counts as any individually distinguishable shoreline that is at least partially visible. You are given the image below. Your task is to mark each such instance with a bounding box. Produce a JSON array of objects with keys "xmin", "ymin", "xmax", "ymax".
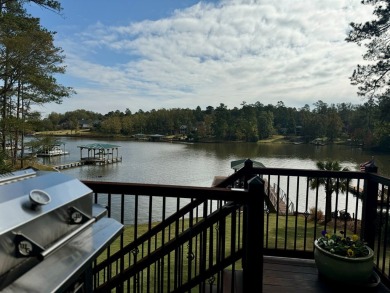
[{"xmin": 31, "ymin": 131, "xmax": 362, "ymax": 148}]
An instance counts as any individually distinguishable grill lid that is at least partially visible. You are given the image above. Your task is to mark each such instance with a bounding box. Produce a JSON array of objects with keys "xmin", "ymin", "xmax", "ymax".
[{"xmin": 0, "ymin": 169, "xmax": 92, "ymax": 236}]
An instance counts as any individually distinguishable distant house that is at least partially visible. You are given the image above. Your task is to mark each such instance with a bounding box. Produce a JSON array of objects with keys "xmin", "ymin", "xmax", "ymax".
[
  {"xmin": 78, "ymin": 119, "xmax": 91, "ymax": 129},
  {"xmin": 179, "ymin": 125, "xmax": 187, "ymax": 134}
]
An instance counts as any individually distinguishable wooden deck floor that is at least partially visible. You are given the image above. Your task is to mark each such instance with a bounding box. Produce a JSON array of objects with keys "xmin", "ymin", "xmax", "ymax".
[
  {"xmin": 219, "ymin": 256, "xmax": 390, "ymax": 292},
  {"xmin": 262, "ymin": 256, "xmax": 390, "ymax": 292}
]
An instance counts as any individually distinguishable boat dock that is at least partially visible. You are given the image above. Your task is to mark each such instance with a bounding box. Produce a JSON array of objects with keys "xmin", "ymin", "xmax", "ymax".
[
  {"xmin": 264, "ymin": 179, "xmax": 295, "ymax": 215},
  {"xmin": 54, "ymin": 157, "xmax": 122, "ymax": 171},
  {"xmin": 81, "ymin": 157, "xmax": 122, "ymax": 165},
  {"xmin": 54, "ymin": 161, "xmax": 85, "ymax": 170},
  {"xmin": 348, "ymin": 184, "xmax": 364, "ymax": 197},
  {"xmin": 53, "ymin": 143, "xmax": 123, "ymax": 171},
  {"xmin": 349, "ymin": 183, "xmax": 389, "ymax": 206}
]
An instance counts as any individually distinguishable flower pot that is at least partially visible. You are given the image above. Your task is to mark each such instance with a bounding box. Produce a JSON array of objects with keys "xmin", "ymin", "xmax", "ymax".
[{"xmin": 314, "ymin": 239, "xmax": 374, "ymax": 284}]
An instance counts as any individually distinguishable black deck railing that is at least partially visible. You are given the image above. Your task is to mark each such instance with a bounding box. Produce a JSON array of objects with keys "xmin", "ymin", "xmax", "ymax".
[{"xmin": 82, "ymin": 159, "xmax": 390, "ymax": 292}]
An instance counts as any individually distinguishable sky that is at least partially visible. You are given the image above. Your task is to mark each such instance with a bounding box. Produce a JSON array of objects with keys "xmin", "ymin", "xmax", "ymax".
[{"xmin": 26, "ymin": 0, "xmax": 375, "ymax": 117}]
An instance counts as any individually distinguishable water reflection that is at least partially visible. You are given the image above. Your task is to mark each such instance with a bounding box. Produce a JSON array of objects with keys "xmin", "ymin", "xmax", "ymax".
[
  {"xmin": 32, "ymin": 137, "xmax": 389, "ymax": 223},
  {"xmin": 37, "ymin": 138, "xmax": 390, "ymax": 185}
]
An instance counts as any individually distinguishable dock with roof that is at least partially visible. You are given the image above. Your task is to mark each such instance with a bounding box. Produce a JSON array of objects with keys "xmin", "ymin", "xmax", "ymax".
[
  {"xmin": 78, "ymin": 143, "xmax": 122, "ymax": 165},
  {"xmin": 53, "ymin": 143, "xmax": 122, "ymax": 170}
]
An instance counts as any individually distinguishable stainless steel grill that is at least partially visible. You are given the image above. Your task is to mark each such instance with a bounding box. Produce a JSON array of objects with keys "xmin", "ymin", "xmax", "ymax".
[{"xmin": 0, "ymin": 168, "xmax": 123, "ymax": 293}]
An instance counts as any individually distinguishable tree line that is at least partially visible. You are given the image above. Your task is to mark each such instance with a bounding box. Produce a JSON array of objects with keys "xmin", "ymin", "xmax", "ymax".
[
  {"xmin": 0, "ymin": 0, "xmax": 72, "ymax": 168},
  {"xmin": 38, "ymin": 99, "xmax": 388, "ymax": 151}
]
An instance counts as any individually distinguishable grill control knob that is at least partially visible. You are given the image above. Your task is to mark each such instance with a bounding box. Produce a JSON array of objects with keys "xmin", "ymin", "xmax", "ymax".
[
  {"xmin": 18, "ymin": 240, "xmax": 33, "ymax": 256},
  {"xmin": 14, "ymin": 234, "xmax": 44, "ymax": 257},
  {"xmin": 71, "ymin": 211, "xmax": 83, "ymax": 223},
  {"xmin": 68, "ymin": 207, "xmax": 90, "ymax": 224}
]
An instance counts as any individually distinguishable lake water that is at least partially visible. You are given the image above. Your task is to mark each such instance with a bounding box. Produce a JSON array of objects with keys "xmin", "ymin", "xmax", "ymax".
[
  {"xmin": 37, "ymin": 137, "xmax": 390, "ymax": 186},
  {"xmin": 35, "ymin": 137, "xmax": 390, "ymax": 221}
]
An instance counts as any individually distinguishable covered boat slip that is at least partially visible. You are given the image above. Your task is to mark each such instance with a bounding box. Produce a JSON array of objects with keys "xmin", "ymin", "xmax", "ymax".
[
  {"xmin": 36, "ymin": 142, "xmax": 69, "ymax": 157},
  {"xmin": 78, "ymin": 143, "xmax": 122, "ymax": 165}
]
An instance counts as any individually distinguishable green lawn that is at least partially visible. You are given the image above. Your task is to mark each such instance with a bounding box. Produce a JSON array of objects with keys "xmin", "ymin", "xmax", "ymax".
[{"xmin": 95, "ymin": 213, "xmax": 336, "ymax": 291}]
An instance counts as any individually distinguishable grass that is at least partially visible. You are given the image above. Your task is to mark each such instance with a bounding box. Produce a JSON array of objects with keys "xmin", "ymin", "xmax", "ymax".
[
  {"xmin": 35, "ymin": 129, "xmax": 97, "ymax": 136},
  {"xmin": 9, "ymin": 158, "xmax": 56, "ymax": 171},
  {"xmin": 95, "ymin": 212, "xmax": 350, "ymax": 291},
  {"xmin": 257, "ymin": 135, "xmax": 287, "ymax": 144}
]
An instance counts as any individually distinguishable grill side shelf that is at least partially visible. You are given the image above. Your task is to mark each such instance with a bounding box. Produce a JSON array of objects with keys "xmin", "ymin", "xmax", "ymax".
[{"xmin": 0, "ymin": 169, "xmax": 36, "ymax": 185}]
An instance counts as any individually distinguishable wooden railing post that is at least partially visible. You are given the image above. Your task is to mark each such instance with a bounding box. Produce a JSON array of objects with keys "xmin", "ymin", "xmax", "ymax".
[
  {"xmin": 243, "ymin": 176, "xmax": 264, "ymax": 292},
  {"xmin": 361, "ymin": 162, "xmax": 378, "ymax": 249}
]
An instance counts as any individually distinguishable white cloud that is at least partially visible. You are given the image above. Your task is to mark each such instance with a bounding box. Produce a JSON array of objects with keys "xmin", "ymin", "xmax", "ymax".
[{"xmin": 36, "ymin": 0, "xmax": 374, "ymax": 116}]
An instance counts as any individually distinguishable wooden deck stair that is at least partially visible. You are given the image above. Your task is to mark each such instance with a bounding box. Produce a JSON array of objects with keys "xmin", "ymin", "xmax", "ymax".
[
  {"xmin": 212, "ymin": 176, "xmax": 293, "ymax": 215},
  {"xmin": 263, "ymin": 179, "xmax": 291, "ymax": 215}
]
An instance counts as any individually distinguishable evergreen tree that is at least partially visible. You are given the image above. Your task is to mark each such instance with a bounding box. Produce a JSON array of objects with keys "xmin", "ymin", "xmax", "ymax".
[
  {"xmin": 0, "ymin": 1, "xmax": 72, "ymax": 167},
  {"xmin": 346, "ymin": 0, "xmax": 390, "ymax": 100}
]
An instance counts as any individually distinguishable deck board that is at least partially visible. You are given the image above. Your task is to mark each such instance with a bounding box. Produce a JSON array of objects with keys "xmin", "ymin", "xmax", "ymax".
[
  {"xmin": 261, "ymin": 256, "xmax": 390, "ymax": 293},
  {"xmin": 218, "ymin": 256, "xmax": 390, "ymax": 292}
]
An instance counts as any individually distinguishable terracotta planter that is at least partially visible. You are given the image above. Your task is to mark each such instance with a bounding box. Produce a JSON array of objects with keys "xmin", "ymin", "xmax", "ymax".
[{"xmin": 314, "ymin": 239, "xmax": 374, "ymax": 284}]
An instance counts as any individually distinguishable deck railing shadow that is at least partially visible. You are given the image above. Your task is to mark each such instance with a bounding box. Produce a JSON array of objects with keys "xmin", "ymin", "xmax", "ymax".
[{"xmin": 82, "ymin": 159, "xmax": 390, "ymax": 292}]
